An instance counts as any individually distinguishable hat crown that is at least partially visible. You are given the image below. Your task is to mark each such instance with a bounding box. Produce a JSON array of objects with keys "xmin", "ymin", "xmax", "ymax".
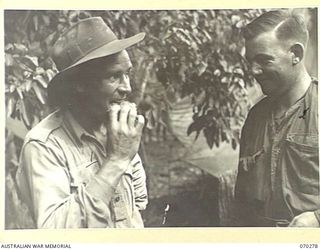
[{"xmin": 51, "ymin": 17, "xmax": 117, "ymax": 71}]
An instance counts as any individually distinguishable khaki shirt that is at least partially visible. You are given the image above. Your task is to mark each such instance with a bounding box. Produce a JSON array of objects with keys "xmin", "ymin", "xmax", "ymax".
[
  {"xmin": 235, "ymin": 80, "xmax": 319, "ymax": 226},
  {"xmin": 16, "ymin": 109, "xmax": 148, "ymax": 228}
]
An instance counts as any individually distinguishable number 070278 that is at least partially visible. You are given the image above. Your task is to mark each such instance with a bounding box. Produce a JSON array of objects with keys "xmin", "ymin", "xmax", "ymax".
[{"xmin": 299, "ymin": 244, "xmax": 319, "ymax": 249}]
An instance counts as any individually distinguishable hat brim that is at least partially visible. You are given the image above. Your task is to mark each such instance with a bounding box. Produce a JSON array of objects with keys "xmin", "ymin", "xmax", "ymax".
[{"xmin": 49, "ymin": 32, "xmax": 145, "ymax": 89}]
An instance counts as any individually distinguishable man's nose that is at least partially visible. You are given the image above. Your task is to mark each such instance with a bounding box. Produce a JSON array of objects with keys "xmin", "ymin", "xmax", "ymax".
[
  {"xmin": 118, "ymin": 74, "xmax": 132, "ymax": 95},
  {"xmin": 251, "ymin": 63, "xmax": 263, "ymax": 76}
]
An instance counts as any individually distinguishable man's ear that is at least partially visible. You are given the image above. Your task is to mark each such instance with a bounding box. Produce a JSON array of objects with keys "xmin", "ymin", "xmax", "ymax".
[{"xmin": 290, "ymin": 43, "xmax": 304, "ymax": 65}]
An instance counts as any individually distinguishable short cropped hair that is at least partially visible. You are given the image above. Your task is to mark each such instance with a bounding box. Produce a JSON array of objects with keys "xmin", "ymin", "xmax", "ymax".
[{"xmin": 243, "ymin": 9, "xmax": 309, "ymax": 47}]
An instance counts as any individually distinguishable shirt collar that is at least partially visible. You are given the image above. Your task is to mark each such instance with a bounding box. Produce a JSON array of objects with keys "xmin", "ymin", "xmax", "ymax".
[
  {"xmin": 62, "ymin": 109, "xmax": 107, "ymax": 155},
  {"xmin": 268, "ymin": 79, "xmax": 316, "ymax": 119},
  {"xmin": 62, "ymin": 109, "xmax": 90, "ymax": 146}
]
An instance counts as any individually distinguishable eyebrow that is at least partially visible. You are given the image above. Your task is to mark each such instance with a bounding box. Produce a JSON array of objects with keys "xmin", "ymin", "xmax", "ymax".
[
  {"xmin": 101, "ymin": 66, "xmax": 133, "ymax": 78},
  {"xmin": 111, "ymin": 65, "xmax": 132, "ymax": 73},
  {"xmin": 245, "ymin": 53, "xmax": 274, "ymax": 62}
]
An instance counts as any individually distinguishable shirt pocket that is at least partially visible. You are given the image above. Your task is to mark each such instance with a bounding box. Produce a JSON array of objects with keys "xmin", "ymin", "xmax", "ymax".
[
  {"xmin": 111, "ymin": 190, "xmax": 128, "ymax": 223},
  {"xmin": 237, "ymin": 148, "xmax": 267, "ymax": 202},
  {"xmin": 283, "ymin": 134, "xmax": 319, "ymax": 195},
  {"xmin": 111, "ymin": 164, "xmax": 135, "ymax": 223}
]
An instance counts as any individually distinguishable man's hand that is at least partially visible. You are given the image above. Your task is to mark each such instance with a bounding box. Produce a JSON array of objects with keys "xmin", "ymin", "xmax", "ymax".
[
  {"xmin": 288, "ymin": 211, "xmax": 320, "ymax": 227},
  {"xmin": 106, "ymin": 101, "xmax": 145, "ymax": 166}
]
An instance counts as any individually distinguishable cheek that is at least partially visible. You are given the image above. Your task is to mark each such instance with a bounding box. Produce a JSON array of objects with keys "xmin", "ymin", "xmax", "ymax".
[
  {"xmin": 263, "ymin": 64, "xmax": 286, "ymax": 79},
  {"xmin": 100, "ymin": 80, "xmax": 118, "ymax": 97},
  {"xmin": 100, "ymin": 85, "xmax": 117, "ymax": 98},
  {"xmin": 92, "ymin": 84, "xmax": 118, "ymax": 110}
]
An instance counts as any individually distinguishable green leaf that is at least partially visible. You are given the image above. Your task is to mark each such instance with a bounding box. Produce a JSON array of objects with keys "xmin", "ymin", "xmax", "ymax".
[
  {"xmin": 29, "ymin": 41, "xmax": 42, "ymax": 55},
  {"xmin": 231, "ymin": 15, "xmax": 241, "ymax": 25},
  {"xmin": 41, "ymin": 14, "xmax": 50, "ymax": 26},
  {"xmin": 5, "ymin": 53, "xmax": 14, "ymax": 66},
  {"xmin": 35, "ymin": 67, "xmax": 45, "ymax": 75},
  {"xmin": 7, "ymin": 75, "xmax": 18, "ymax": 85},
  {"xmin": 236, "ymin": 20, "xmax": 246, "ymax": 29},
  {"xmin": 33, "ymin": 75, "xmax": 48, "ymax": 88},
  {"xmin": 233, "ymin": 66, "xmax": 243, "ymax": 75},
  {"xmin": 187, "ymin": 121, "xmax": 198, "ymax": 136},
  {"xmin": 197, "ymin": 61, "xmax": 208, "ymax": 76},
  {"xmin": 5, "ymin": 43, "xmax": 14, "ymax": 52},
  {"xmin": 33, "ymin": 15, "xmax": 39, "ymax": 31},
  {"xmin": 24, "ymin": 79, "xmax": 32, "ymax": 92},
  {"xmin": 16, "ymin": 87, "xmax": 24, "ymax": 99},
  {"xmin": 20, "ymin": 99, "xmax": 33, "ymax": 129},
  {"xmin": 15, "ymin": 56, "xmax": 37, "ymax": 71},
  {"xmin": 46, "ymin": 69, "xmax": 55, "ymax": 82},
  {"xmin": 32, "ymin": 81, "xmax": 46, "ymax": 104},
  {"xmin": 6, "ymin": 97, "xmax": 16, "ymax": 118},
  {"xmin": 13, "ymin": 44, "xmax": 28, "ymax": 54},
  {"xmin": 203, "ymin": 127, "xmax": 214, "ymax": 149},
  {"xmin": 25, "ymin": 55, "xmax": 39, "ymax": 67},
  {"xmin": 5, "ymin": 85, "xmax": 10, "ymax": 93},
  {"xmin": 9, "ymin": 85, "xmax": 16, "ymax": 93},
  {"xmin": 187, "ymin": 116, "xmax": 206, "ymax": 136},
  {"xmin": 221, "ymin": 131, "xmax": 229, "ymax": 142},
  {"xmin": 232, "ymin": 138, "xmax": 237, "ymax": 150}
]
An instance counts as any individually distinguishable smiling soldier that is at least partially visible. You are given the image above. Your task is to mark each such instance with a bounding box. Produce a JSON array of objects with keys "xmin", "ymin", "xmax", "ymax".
[
  {"xmin": 16, "ymin": 17, "xmax": 148, "ymax": 228},
  {"xmin": 235, "ymin": 10, "xmax": 319, "ymax": 227}
]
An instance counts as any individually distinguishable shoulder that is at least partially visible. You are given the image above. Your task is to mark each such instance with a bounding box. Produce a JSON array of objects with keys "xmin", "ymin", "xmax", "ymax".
[
  {"xmin": 243, "ymin": 96, "xmax": 269, "ymax": 127},
  {"xmin": 248, "ymin": 96, "xmax": 269, "ymax": 116},
  {"xmin": 24, "ymin": 110, "xmax": 64, "ymax": 144}
]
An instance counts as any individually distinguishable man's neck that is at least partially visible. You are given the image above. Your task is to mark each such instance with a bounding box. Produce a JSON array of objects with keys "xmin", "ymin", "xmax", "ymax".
[{"xmin": 272, "ymin": 68, "xmax": 311, "ymax": 118}]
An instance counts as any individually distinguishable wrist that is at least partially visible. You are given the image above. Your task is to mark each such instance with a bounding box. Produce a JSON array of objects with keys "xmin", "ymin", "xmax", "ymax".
[
  {"xmin": 96, "ymin": 157, "xmax": 130, "ymax": 188},
  {"xmin": 99, "ymin": 155, "xmax": 130, "ymax": 176},
  {"xmin": 107, "ymin": 155, "xmax": 131, "ymax": 165}
]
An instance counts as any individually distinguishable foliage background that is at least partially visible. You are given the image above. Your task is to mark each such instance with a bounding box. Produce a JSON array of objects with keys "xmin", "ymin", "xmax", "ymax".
[{"xmin": 4, "ymin": 9, "xmax": 318, "ymax": 228}]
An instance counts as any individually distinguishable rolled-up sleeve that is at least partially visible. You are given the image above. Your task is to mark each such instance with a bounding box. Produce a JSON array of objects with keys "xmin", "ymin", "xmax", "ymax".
[
  {"xmin": 132, "ymin": 154, "xmax": 148, "ymax": 210},
  {"xmin": 16, "ymin": 140, "xmax": 114, "ymax": 228}
]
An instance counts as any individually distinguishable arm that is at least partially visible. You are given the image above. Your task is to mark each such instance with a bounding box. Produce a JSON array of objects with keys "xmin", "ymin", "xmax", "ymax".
[
  {"xmin": 234, "ymin": 169, "xmax": 257, "ymax": 227},
  {"xmin": 131, "ymin": 154, "xmax": 148, "ymax": 210},
  {"xmin": 16, "ymin": 102, "xmax": 145, "ymax": 228},
  {"xmin": 17, "ymin": 140, "xmax": 129, "ymax": 228},
  {"xmin": 233, "ymin": 112, "xmax": 258, "ymax": 227}
]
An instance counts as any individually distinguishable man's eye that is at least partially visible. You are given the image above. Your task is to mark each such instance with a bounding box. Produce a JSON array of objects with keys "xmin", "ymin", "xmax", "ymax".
[
  {"xmin": 105, "ymin": 70, "xmax": 132, "ymax": 82},
  {"xmin": 124, "ymin": 72, "xmax": 131, "ymax": 79},
  {"xmin": 126, "ymin": 69, "xmax": 133, "ymax": 77},
  {"xmin": 107, "ymin": 76, "xmax": 118, "ymax": 82},
  {"xmin": 258, "ymin": 58, "xmax": 273, "ymax": 66},
  {"xmin": 107, "ymin": 73, "xmax": 122, "ymax": 82},
  {"xmin": 264, "ymin": 59, "xmax": 272, "ymax": 64}
]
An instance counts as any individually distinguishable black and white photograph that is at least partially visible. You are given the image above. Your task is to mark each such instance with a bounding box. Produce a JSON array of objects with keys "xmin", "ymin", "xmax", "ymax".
[{"xmin": 4, "ymin": 8, "xmax": 319, "ymax": 230}]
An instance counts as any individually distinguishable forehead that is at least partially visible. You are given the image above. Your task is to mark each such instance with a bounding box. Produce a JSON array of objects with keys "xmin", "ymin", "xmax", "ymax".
[
  {"xmin": 245, "ymin": 31, "xmax": 286, "ymax": 59},
  {"xmin": 84, "ymin": 50, "xmax": 132, "ymax": 74}
]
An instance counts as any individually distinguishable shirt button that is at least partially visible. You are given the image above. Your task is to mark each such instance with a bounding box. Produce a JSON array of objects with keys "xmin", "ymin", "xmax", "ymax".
[{"xmin": 114, "ymin": 196, "xmax": 120, "ymax": 202}]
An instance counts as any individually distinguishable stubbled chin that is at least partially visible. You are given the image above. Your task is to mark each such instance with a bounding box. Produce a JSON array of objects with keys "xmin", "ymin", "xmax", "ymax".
[
  {"xmin": 261, "ymin": 89, "xmax": 272, "ymax": 96},
  {"xmin": 260, "ymin": 85, "xmax": 274, "ymax": 96}
]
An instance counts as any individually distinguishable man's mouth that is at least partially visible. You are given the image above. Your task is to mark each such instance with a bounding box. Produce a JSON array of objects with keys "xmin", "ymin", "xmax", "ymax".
[{"xmin": 110, "ymin": 99, "xmax": 127, "ymax": 104}]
